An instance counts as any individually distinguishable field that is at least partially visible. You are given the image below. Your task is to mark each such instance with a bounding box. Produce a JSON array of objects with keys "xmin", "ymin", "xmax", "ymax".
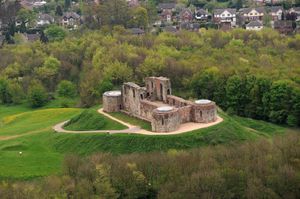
[{"xmin": 0, "ymin": 104, "xmax": 294, "ymax": 180}]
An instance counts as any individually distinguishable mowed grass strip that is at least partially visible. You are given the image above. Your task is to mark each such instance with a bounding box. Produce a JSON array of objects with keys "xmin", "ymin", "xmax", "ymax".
[
  {"xmin": 0, "ymin": 108, "xmax": 82, "ymax": 136},
  {"xmin": 64, "ymin": 109, "xmax": 127, "ymax": 131},
  {"xmin": 109, "ymin": 112, "xmax": 152, "ymax": 131}
]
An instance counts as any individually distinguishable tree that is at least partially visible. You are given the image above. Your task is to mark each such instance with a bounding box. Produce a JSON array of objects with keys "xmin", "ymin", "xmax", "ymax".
[
  {"xmin": 0, "ymin": 77, "xmax": 11, "ymax": 104},
  {"xmin": 8, "ymin": 80, "xmax": 24, "ymax": 104},
  {"xmin": 45, "ymin": 25, "xmax": 66, "ymax": 42},
  {"xmin": 16, "ymin": 8, "xmax": 36, "ymax": 32},
  {"xmin": 27, "ymin": 81, "xmax": 48, "ymax": 107},
  {"xmin": 129, "ymin": 6, "xmax": 149, "ymax": 30},
  {"xmin": 56, "ymin": 80, "xmax": 77, "ymax": 98},
  {"xmin": 55, "ymin": 5, "xmax": 63, "ymax": 16}
]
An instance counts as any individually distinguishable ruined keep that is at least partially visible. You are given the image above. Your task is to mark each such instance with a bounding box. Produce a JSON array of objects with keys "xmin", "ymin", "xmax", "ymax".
[{"xmin": 103, "ymin": 77, "xmax": 217, "ymax": 133}]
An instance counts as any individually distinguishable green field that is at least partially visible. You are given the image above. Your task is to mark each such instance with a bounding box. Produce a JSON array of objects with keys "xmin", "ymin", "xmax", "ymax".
[
  {"xmin": 64, "ymin": 108, "xmax": 127, "ymax": 131},
  {"xmin": 109, "ymin": 112, "xmax": 152, "ymax": 130},
  {"xmin": 0, "ymin": 104, "xmax": 295, "ymax": 179}
]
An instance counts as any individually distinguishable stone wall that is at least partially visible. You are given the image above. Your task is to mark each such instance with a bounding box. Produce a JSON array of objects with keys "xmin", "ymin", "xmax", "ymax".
[
  {"xmin": 178, "ymin": 106, "xmax": 192, "ymax": 123},
  {"xmin": 122, "ymin": 83, "xmax": 146, "ymax": 117},
  {"xmin": 139, "ymin": 100, "xmax": 160, "ymax": 121},
  {"xmin": 166, "ymin": 95, "xmax": 193, "ymax": 107}
]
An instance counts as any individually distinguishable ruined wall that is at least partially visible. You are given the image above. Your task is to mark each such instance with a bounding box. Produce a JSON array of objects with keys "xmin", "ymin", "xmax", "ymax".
[
  {"xmin": 152, "ymin": 108, "xmax": 181, "ymax": 132},
  {"xmin": 122, "ymin": 83, "xmax": 146, "ymax": 117},
  {"xmin": 178, "ymin": 106, "xmax": 192, "ymax": 123},
  {"xmin": 145, "ymin": 77, "xmax": 171, "ymax": 102},
  {"xmin": 139, "ymin": 100, "xmax": 160, "ymax": 121},
  {"xmin": 166, "ymin": 95, "xmax": 193, "ymax": 107}
]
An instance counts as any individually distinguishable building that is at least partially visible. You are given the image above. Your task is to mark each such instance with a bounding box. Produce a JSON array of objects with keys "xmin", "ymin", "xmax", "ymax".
[
  {"xmin": 269, "ymin": 6, "xmax": 284, "ymax": 21},
  {"xmin": 36, "ymin": 13, "xmax": 54, "ymax": 27},
  {"xmin": 242, "ymin": 7, "xmax": 265, "ymax": 22},
  {"xmin": 246, "ymin": 20, "xmax": 263, "ymax": 30},
  {"xmin": 180, "ymin": 9, "xmax": 193, "ymax": 23},
  {"xmin": 103, "ymin": 77, "xmax": 217, "ymax": 133},
  {"xmin": 289, "ymin": 7, "xmax": 300, "ymax": 21},
  {"xmin": 158, "ymin": 3, "xmax": 176, "ymax": 13},
  {"xmin": 129, "ymin": 28, "xmax": 145, "ymax": 35},
  {"xmin": 195, "ymin": 8, "xmax": 210, "ymax": 21},
  {"xmin": 213, "ymin": 8, "xmax": 237, "ymax": 28},
  {"xmin": 61, "ymin": 12, "xmax": 81, "ymax": 29}
]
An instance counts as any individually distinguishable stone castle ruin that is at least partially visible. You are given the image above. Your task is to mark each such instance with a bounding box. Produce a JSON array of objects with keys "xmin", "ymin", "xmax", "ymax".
[{"xmin": 103, "ymin": 77, "xmax": 217, "ymax": 132}]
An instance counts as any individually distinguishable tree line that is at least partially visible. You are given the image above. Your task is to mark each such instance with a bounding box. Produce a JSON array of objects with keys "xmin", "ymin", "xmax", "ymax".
[
  {"xmin": 0, "ymin": 133, "xmax": 299, "ymax": 198},
  {"xmin": 0, "ymin": 28, "xmax": 299, "ymax": 126}
]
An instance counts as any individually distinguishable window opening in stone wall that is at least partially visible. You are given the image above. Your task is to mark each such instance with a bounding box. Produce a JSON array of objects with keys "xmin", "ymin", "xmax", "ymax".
[
  {"xmin": 167, "ymin": 89, "xmax": 170, "ymax": 95},
  {"xmin": 200, "ymin": 111, "xmax": 202, "ymax": 118},
  {"xmin": 133, "ymin": 89, "xmax": 135, "ymax": 98},
  {"xmin": 140, "ymin": 94, "xmax": 143, "ymax": 99},
  {"xmin": 160, "ymin": 83, "xmax": 163, "ymax": 99},
  {"xmin": 162, "ymin": 118, "xmax": 164, "ymax": 125}
]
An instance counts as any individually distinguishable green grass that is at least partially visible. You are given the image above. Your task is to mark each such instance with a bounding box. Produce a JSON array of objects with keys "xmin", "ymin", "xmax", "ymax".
[
  {"xmin": 109, "ymin": 112, "xmax": 152, "ymax": 131},
  {"xmin": 0, "ymin": 104, "xmax": 296, "ymax": 180},
  {"xmin": 64, "ymin": 109, "xmax": 127, "ymax": 131}
]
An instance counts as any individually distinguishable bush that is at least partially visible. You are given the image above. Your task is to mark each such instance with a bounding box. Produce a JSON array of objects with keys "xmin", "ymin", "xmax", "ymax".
[
  {"xmin": 57, "ymin": 80, "xmax": 77, "ymax": 98},
  {"xmin": 28, "ymin": 82, "xmax": 48, "ymax": 108}
]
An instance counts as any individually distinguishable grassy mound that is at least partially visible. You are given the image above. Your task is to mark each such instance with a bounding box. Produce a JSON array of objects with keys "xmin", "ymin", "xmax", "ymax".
[
  {"xmin": 64, "ymin": 109, "xmax": 127, "ymax": 131},
  {"xmin": 109, "ymin": 112, "xmax": 152, "ymax": 130}
]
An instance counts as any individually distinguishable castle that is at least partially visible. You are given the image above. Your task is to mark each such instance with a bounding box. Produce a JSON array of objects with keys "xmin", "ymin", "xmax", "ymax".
[{"xmin": 103, "ymin": 77, "xmax": 217, "ymax": 133}]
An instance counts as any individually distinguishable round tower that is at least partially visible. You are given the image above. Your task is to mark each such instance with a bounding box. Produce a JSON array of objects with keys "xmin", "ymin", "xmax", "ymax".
[
  {"xmin": 103, "ymin": 91, "xmax": 122, "ymax": 112},
  {"xmin": 151, "ymin": 106, "xmax": 180, "ymax": 132},
  {"xmin": 192, "ymin": 99, "xmax": 217, "ymax": 123}
]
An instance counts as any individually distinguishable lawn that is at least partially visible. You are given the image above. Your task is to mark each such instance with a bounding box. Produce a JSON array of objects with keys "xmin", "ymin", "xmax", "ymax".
[
  {"xmin": 0, "ymin": 104, "xmax": 295, "ymax": 179},
  {"xmin": 64, "ymin": 109, "xmax": 127, "ymax": 131},
  {"xmin": 109, "ymin": 112, "xmax": 152, "ymax": 130}
]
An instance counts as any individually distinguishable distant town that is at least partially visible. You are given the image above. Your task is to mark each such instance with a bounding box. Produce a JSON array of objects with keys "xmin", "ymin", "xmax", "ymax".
[{"xmin": 0, "ymin": 0, "xmax": 300, "ymax": 44}]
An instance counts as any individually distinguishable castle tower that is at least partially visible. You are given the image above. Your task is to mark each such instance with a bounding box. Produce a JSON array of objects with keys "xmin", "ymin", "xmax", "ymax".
[
  {"xmin": 103, "ymin": 91, "xmax": 123, "ymax": 112},
  {"xmin": 151, "ymin": 106, "xmax": 180, "ymax": 132},
  {"xmin": 192, "ymin": 99, "xmax": 217, "ymax": 123}
]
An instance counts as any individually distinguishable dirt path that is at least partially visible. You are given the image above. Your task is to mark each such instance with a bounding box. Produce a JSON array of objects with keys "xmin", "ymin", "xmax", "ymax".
[{"xmin": 53, "ymin": 108, "xmax": 223, "ymax": 136}]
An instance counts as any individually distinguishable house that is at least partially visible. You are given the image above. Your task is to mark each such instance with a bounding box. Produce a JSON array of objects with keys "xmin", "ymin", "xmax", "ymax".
[
  {"xmin": 36, "ymin": 13, "xmax": 54, "ymax": 27},
  {"xmin": 158, "ymin": 3, "xmax": 176, "ymax": 12},
  {"xmin": 242, "ymin": 7, "xmax": 265, "ymax": 22},
  {"xmin": 61, "ymin": 12, "xmax": 81, "ymax": 29},
  {"xmin": 180, "ymin": 9, "xmax": 193, "ymax": 23},
  {"xmin": 213, "ymin": 8, "xmax": 237, "ymax": 28},
  {"xmin": 160, "ymin": 9, "xmax": 173, "ymax": 24},
  {"xmin": 246, "ymin": 20, "xmax": 263, "ymax": 30},
  {"xmin": 269, "ymin": 6, "xmax": 284, "ymax": 21},
  {"xmin": 195, "ymin": 8, "xmax": 209, "ymax": 21},
  {"xmin": 274, "ymin": 20, "xmax": 294, "ymax": 34},
  {"xmin": 129, "ymin": 28, "xmax": 145, "ymax": 35},
  {"xmin": 289, "ymin": 7, "xmax": 300, "ymax": 21}
]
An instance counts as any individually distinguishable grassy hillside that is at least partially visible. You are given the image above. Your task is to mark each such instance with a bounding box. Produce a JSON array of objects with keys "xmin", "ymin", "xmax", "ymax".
[
  {"xmin": 0, "ymin": 104, "xmax": 294, "ymax": 179},
  {"xmin": 64, "ymin": 109, "xmax": 127, "ymax": 131},
  {"xmin": 109, "ymin": 112, "xmax": 152, "ymax": 131}
]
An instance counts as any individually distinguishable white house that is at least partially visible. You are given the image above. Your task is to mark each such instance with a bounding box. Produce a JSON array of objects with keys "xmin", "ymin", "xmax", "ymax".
[
  {"xmin": 242, "ymin": 7, "xmax": 265, "ymax": 21},
  {"xmin": 36, "ymin": 13, "xmax": 54, "ymax": 27},
  {"xmin": 195, "ymin": 9, "xmax": 209, "ymax": 20},
  {"xmin": 246, "ymin": 20, "xmax": 263, "ymax": 31},
  {"xmin": 213, "ymin": 8, "xmax": 236, "ymax": 27}
]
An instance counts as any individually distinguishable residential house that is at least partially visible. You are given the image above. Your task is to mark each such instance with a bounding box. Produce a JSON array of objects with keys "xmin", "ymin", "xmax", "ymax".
[
  {"xmin": 213, "ymin": 8, "xmax": 237, "ymax": 28},
  {"xmin": 36, "ymin": 13, "xmax": 54, "ymax": 27},
  {"xmin": 274, "ymin": 20, "xmax": 294, "ymax": 34},
  {"xmin": 158, "ymin": 3, "xmax": 176, "ymax": 13},
  {"xmin": 289, "ymin": 7, "xmax": 300, "ymax": 21},
  {"xmin": 269, "ymin": 6, "xmax": 284, "ymax": 21},
  {"xmin": 242, "ymin": 7, "xmax": 265, "ymax": 22},
  {"xmin": 160, "ymin": 9, "xmax": 173, "ymax": 24},
  {"xmin": 61, "ymin": 12, "xmax": 81, "ymax": 29},
  {"xmin": 180, "ymin": 9, "xmax": 193, "ymax": 23},
  {"xmin": 195, "ymin": 8, "xmax": 210, "ymax": 21},
  {"xmin": 246, "ymin": 20, "xmax": 263, "ymax": 30}
]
